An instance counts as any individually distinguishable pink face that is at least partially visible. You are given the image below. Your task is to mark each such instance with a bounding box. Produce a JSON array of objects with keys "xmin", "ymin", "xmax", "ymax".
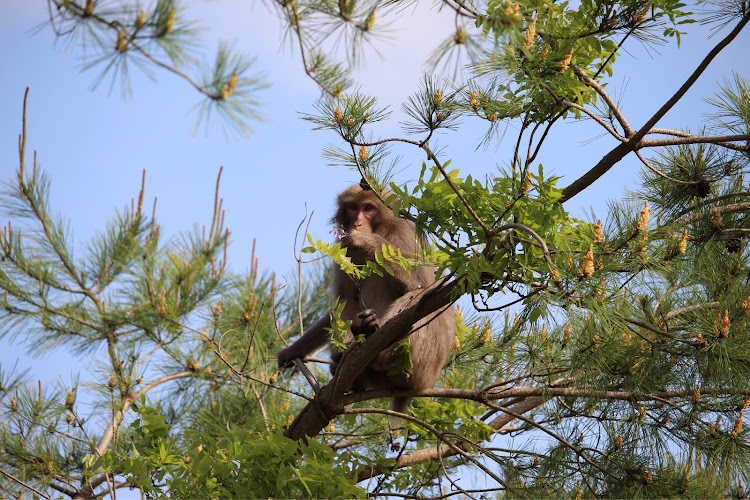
[{"xmin": 345, "ymin": 202, "xmax": 377, "ymax": 233}]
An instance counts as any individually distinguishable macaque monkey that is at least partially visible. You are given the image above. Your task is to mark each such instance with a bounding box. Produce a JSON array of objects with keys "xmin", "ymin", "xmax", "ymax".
[{"xmin": 277, "ymin": 184, "xmax": 455, "ymax": 414}]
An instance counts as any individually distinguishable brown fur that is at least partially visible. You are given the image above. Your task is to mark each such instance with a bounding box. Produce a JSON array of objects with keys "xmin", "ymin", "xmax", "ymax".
[{"xmin": 278, "ymin": 185, "xmax": 455, "ymax": 414}]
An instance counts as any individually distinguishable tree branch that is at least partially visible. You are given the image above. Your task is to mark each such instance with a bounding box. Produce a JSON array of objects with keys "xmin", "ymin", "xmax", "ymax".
[
  {"xmin": 561, "ymin": 11, "xmax": 750, "ymax": 203},
  {"xmin": 284, "ymin": 279, "xmax": 456, "ymax": 440}
]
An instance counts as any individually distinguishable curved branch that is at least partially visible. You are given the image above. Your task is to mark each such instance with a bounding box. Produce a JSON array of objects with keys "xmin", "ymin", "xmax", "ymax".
[
  {"xmin": 95, "ymin": 371, "xmax": 192, "ymax": 456},
  {"xmin": 344, "ymin": 407, "xmax": 506, "ymax": 487},
  {"xmin": 350, "ymin": 396, "xmax": 546, "ymax": 482}
]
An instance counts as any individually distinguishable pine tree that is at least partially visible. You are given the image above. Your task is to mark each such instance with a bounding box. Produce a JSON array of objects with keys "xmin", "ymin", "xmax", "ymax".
[{"xmin": 1, "ymin": 0, "xmax": 750, "ymax": 498}]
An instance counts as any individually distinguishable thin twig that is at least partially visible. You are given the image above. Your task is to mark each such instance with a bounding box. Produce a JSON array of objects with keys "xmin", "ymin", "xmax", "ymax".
[{"xmin": 0, "ymin": 466, "xmax": 53, "ymax": 500}]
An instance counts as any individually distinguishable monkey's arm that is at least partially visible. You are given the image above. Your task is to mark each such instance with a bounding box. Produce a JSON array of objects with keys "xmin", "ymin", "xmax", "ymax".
[
  {"xmin": 277, "ymin": 314, "xmax": 331, "ymax": 368},
  {"xmin": 342, "ymin": 232, "xmax": 425, "ymax": 290},
  {"xmin": 277, "ymin": 299, "xmax": 363, "ymax": 368}
]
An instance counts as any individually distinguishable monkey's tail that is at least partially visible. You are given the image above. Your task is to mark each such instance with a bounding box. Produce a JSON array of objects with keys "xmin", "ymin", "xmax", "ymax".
[{"xmin": 391, "ymin": 397, "xmax": 412, "ymax": 417}]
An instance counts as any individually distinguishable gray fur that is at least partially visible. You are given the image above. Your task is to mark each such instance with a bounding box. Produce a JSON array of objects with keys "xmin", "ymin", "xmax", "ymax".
[{"xmin": 278, "ymin": 185, "xmax": 455, "ymax": 415}]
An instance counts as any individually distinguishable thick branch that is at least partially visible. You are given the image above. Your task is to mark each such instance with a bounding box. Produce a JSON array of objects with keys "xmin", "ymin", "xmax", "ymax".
[
  {"xmin": 638, "ymin": 133, "xmax": 750, "ymax": 148},
  {"xmin": 341, "ymin": 385, "xmax": 750, "ymax": 406},
  {"xmin": 283, "ymin": 280, "xmax": 456, "ymax": 441},
  {"xmin": 345, "ymin": 383, "xmax": 750, "ymax": 482}
]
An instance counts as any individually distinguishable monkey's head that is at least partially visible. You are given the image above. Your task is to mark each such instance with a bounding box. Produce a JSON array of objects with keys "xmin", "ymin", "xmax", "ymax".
[{"xmin": 335, "ymin": 185, "xmax": 389, "ymax": 235}]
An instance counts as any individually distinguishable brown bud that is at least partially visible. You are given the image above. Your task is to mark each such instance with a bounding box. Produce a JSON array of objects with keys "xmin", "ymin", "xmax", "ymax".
[
  {"xmin": 719, "ymin": 309, "xmax": 730, "ymax": 338},
  {"xmin": 559, "ymin": 47, "xmax": 573, "ymax": 72},
  {"xmin": 358, "ymin": 146, "xmax": 368, "ymax": 163},
  {"xmin": 165, "ymin": 6, "xmax": 176, "ymax": 33},
  {"xmin": 521, "ymin": 171, "xmax": 532, "ymax": 195},
  {"xmin": 731, "ymin": 414, "xmax": 742, "ymax": 439},
  {"xmin": 551, "ymin": 266, "xmax": 561, "ymax": 283},
  {"xmin": 711, "ymin": 207, "xmax": 723, "ymax": 229},
  {"xmin": 364, "ymin": 10, "xmax": 375, "ymax": 31},
  {"xmin": 469, "ymin": 89, "xmax": 478, "ymax": 107},
  {"xmin": 116, "ymin": 31, "xmax": 128, "ymax": 52},
  {"xmin": 220, "ymin": 71, "xmax": 238, "ymax": 100},
  {"xmin": 678, "ymin": 228, "xmax": 689, "ymax": 254},
  {"xmin": 504, "ymin": 1, "xmax": 521, "ymax": 23},
  {"xmin": 454, "ymin": 25, "xmax": 465, "ymax": 44},
  {"xmin": 579, "ymin": 244, "xmax": 595, "ymax": 278},
  {"xmin": 186, "ymin": 356, "xmax": 199, "ymax": 372},
  {"xmin": 594, "ymin": 219, "xmax": 604, "ymax": 244},
  {"xmin": 157, "ymin": 291, "xmax": 167, "ymax": 316},
  {"xmin": 637, "ymin": 201, "xmax": 650, "ymax": 232},
  {"xmin": 632, "ymin": 3, "xmax": 651, "ymax": 23},
  {"xmin": 136, "ymin": 8, "xmax": 147, "ymax": 26},
  {"xmin": 480, "ymin": 325, "xmax": 492, "ymax": 344},
  {"xmin": 522, "ymin": 13, "xmax": 537, "ymax": 50}
]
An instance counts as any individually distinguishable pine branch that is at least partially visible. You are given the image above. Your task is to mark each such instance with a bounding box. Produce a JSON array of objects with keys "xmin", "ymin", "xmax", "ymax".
[{"xmin": 561, "ymin": 11, "xmax": 750, "ymax": 202}]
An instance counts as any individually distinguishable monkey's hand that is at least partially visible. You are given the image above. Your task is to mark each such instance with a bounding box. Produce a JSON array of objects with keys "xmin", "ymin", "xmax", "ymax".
[
  {"xmin": 277, "ymin": 345, "xmax": 304, "ymax": 369},
  {"xmin": 352, "ymin": 309, "xmax": 380, "ymax": 337},
  {"xmin": 341, "ymin": 232, "xmax": 386, "ymax": 262}
]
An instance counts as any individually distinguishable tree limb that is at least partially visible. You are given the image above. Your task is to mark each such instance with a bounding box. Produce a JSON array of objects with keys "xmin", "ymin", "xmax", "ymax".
[{"xmin": 561, "ymin": 11, "xmax": 750, "ymax": 203}]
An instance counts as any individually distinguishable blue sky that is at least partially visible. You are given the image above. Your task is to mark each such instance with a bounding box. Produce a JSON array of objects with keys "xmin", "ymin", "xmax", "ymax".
[{"xmin": 1, "ymin": 1, "xmax": 748, "ymax": 383}]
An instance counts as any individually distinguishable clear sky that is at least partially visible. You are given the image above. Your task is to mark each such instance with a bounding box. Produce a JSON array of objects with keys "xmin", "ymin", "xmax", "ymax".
[{"xmin": 1, "ymin": 1, "xmax": 748, "ymax": 384}]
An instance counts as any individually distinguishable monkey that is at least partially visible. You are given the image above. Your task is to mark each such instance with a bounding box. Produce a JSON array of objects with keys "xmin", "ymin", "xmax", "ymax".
[{"xmin": 277, "ymin": 184, "xmax": 455, "ymax": 415}]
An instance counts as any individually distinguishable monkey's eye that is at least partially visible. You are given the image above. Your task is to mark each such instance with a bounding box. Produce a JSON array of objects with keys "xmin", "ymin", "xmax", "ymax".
[{"xmin": 363, "ymin": 204, "xmax": 376, "ymax": 213}]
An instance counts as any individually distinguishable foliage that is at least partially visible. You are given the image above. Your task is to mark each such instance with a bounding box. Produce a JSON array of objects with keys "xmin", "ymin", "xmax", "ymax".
[
  {"xmin": 84, "ymin": 396, "xmax": 364, "ymax": 499},
  {"xmin": 1, "ymin": 0, "xmax": 750, "ymax": 499}
]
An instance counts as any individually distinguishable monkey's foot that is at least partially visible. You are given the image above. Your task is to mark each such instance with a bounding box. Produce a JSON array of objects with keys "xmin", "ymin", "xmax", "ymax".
[
  {"xmin": 352, "ymin": 309, "xmax": 380, "ymax": 337},
  {"xmin": 277, "ymin": 347, "xmax": 304, "ymax": 369}
]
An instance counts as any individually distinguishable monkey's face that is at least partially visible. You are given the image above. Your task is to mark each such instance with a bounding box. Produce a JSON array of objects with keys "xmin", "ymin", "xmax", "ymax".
[{"xmin": 344, "ymin": 201, "xmax": 378, "ymax": 234}]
